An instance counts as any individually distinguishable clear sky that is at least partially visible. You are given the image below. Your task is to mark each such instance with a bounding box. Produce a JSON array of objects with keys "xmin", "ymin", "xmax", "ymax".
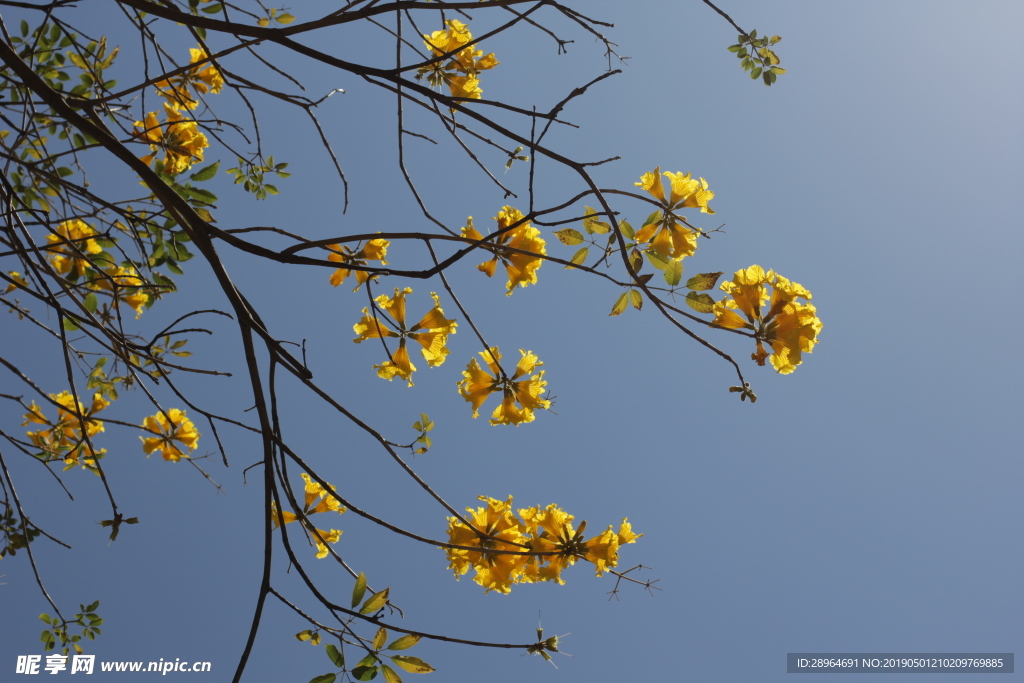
[{"xmin": 2, "ymin": 1, "xmax": 1022, "ymax": 681}]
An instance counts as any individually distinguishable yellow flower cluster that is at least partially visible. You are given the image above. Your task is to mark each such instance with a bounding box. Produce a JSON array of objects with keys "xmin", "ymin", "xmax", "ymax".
[
  {"xmin": 272, "ymin": 473, "xmax": 346, "ymax": 559},
  {"xmin": 92, "ymin": 265, "xmax": 149, "ymax": 318},
  {"xmin": 153, "ymin": 48, "xmax": 224, "ymax": 110},
  {"xmin": 46, "ymin": 218, "xmax": 103, "ymax": 279},
  {"xmin": 134, "ymin": 103, "xmax": 209, "ymax": 176},
  {"xmin": 353, "ymin": 288, "xmax": 457, "ymax": 386},
  {"xmin": 458, "ymin": 347, "xmax": 550, "ymax": 425},
  {"xmin": 328, "ymin": 238, "xmax": 390, "ymax": 291},
  {"xmin": 134, "ymin": 47, "xmax": 222, "ymax": 175},
  {"xmin": 633, "ymin": 167, "xmax": 715, "ymax": 261},
  {"xmin": 44, "ymin": 218, "xmax": 150, "ymax": 316},
  {"xmin": 712, "ymin": 265, "xmax": 822, "ymax": 374},
  {"xmin": 23, "ymin": 391, "xmax": 110, "ymax": 473},
  {"xmin": 445, "ymin": 496, "xmax": 641, "ymax": 594},
  {"xmin": 140, "ymin": 408, "xmax": 200, "ymax": 461},
  {"xmin": 417, "ymin": 20, "xmax": 499, "ymax": 100},
  {"xmin": 462, "ymin": 206, "xmax": 546, "ymax": 295}
]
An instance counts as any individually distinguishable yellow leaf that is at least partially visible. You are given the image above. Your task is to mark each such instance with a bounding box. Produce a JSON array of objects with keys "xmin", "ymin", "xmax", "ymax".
[
  {"xmin": 67, "ymin": 52, "xmax": 89, "ymax": 70},
  {"xmin": 564, "ymin": 246, "xmax": 588, "ymax": 269},
  {"xmin": 390, "ymin": 656, "xmax": 435, "ymax": 674},
  {"xmin": 553, "ymin": 228, "xmax": 584, "ymax": 246},
  {"xmin": 684, "ymin": 291, "xmax": 715, "ymax": 313},
  {"xmin": 257, "ymin": 17, "xmax": 270, "ymax": 27},
  {"xmin": 629, "ymin": 289, "xmax": 642, "ymax": 310},
  {"xmin": 277, "ymin": 12, "xmax": 296, "ymax": 24},
  {"xmin": 373, "ymin": 627, "xmax": 387, "ymax": 651},
  {"xmin": 360, "ymin": 587, "xmax": 389, "ymax": 615},
  {"xmin": 386, "ymin": 634, "xmax": 421, "ymax": 651},
  {"xmin": 100, "ymin": 46, "xmax": 119, "ymax": 70},
  {"xmin": 684, "ymin": 272, "xmax": 723, "ymax": 291},
  {"xmin": 609, "ymin": 291, "xmax": 628, "ymax": 316},
  {"xmin": 381, "ymin": 664, "xmax": 402, "ymax": 683}
]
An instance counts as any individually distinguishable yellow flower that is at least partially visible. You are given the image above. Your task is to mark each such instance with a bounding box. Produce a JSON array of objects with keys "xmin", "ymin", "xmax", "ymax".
[
  {"xmin": 519, "ymin": 509, "xmax": 641, "ymax": 581},
  {"xmin": 23, "ymin": 391, "xmax": 110, "ymax": 472},
  {"xmin": 445, "ymin": 496, "xmax": 528, "ymax": 594},
  {"xmin": 327, "ymin": 238, "xmax": 389, "ymax": 290},
  {"xmin": 133, "ymin": 103, "xmax": 209, "ymax": 175},
  {"xmin": 154, "ymin": 47, "xmax": 225, "ymax": 110},
  {"xmin": 45, "ymin": 219, "xmax": 105, "ymax": 279},
  {"xmin": 418, "ymin": 20, "xmax": 498, "ymax": 100},
  {"xmin": 140, "ymin": 408, "xmax": 200, "ymax": 461},
  {"xmin": 94, "ymin": 265, "xmax": 149, "ymax": 317},
  {"xmin": 301, "ymin": 472, "xmax": 347, "ymax": 515},
  {"xmin": 457, "ymin": 347, "xmax": 550, "ymax": 425},
  {"xmin": 271, "ymin": 472, "xmax": 346, "ymax": 558},
  {"xmin": 312, "ymin": 528, "xmax": 343, "ymax": 559},
  {"xmin": 518, "ymin": 504, "xmax": 580, "ymax": 585},
  {"xmin": 3, "ymin": 271, "xmax": 28, "ymax": 293},
  {"xmin": 461, "ymin": 207, "xmax": 546, "ymax": 295},
  {"xmin": 353, "ymin": 288, "xmax": 457, "ymax": 386},
  {"xmin": 712, "ymin": 265, "xmax": 822, "ymax": 374},
  {"xmin": 633, "ymin": 167, "xmax": 715, "ymax": 261}
]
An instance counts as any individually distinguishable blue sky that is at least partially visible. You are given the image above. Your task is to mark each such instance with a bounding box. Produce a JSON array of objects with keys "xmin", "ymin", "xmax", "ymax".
[{"xmin": 2, "ymin": 1, "xmax": 1022, "ymax": 681}]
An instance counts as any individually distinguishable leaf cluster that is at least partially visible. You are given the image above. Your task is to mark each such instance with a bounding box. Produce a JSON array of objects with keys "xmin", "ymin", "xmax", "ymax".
[
  {"xmin": 727, "ymin": 29, "xmax": 786, "ymax": 85},
  {"xmin": 38, "ymin": 601, "xmax": 102, "ymax": 656}
]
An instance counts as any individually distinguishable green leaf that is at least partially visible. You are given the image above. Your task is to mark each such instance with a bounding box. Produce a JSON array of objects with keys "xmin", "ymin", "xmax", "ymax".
[
  {"xmin": 553, "ymin": 228, "xmax": 585, "ymax": 246},
  {"xmin": 386, "ymin": 634, "xmax": 421, "ymax": 651},
  {"xmin": 684, "ymin": 291, "xmax": 715, "ymax": 313},
  {"xmin": 309, "ymin": 675, "xmax": 337, "ymax": 683},
  {"xmin": 381, "ymin": 664, "xmax": 402, "ymax": 683},
  {"xmin": 359, "ymin": 587, "xmax": 389, "ymax": 615},
  {"xmin": 727, "ymin": 44, "xmax": 741, "ymax": 53},
  {"xmin": 390, "ymin": 656, "xmax": 435, "ymax": 674},
  {"xmin": 642, "ymin": 210, "xmax": 662, "ymax": 228},
  {"xmin": 201, "ymin": 2, "xmax": 223, "ymax": 13},
  {"xmin": 83, "ymin": 292, "xmax": 98, "ymax": 313},
  {"xmin": 685, "ymin": 272, "xmax": 723, "ymax": 291},
  {"xmin": 629, "ymin": 289, "xmax": 642, "ymax": 310},
  {"xmin": 645, "ymin": 250, "xmax": 670, "ymax": 272},
  {"xmin": 751, "ymin": 67, "xmax": 763, "ymax": 79},
  {"xmin": 609, "ymin": 291, "xmax": 628, "ymax": 317},
  {"xmin": 189, "ymin": 162, "xmax": 219, "ymax": 182},
  {"xmin": 351, "ymin": 572, "xmax": 367, "ymax": 608},
  {"xmin": 352, "ymin": 665, "xmax": 378, "ymax": 681},
  {"xmin": 565, "ymin": 246, "xmax": 588, "ymax": 269},
  {"xmin": 619, "ymin": 219, "xmax": 634, "ymax": 239},
  {"xmin": 664, "ymin": 258, "xmax": 683, "ymax": 286},
  {"xmin": 770, "ymin": 66, "xmax": 787, "ymax": 75},
  {"xmin": 326, "ymin": 643, "xmax": 345, "ymax": 668},
  {"xmin": 187, "ymin": 187, "xmax": 218, "ymax": 203},
  {"xmin": 373, "ymin": 627, "xmax": 387, "ymax": 651},
  {"xmin": 85, "ymin": 601, "xmax": 100, "ymax": 612},
  {"xmin": 63, "ymin": 317, "xmax": 80, "ymax": 331}
]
